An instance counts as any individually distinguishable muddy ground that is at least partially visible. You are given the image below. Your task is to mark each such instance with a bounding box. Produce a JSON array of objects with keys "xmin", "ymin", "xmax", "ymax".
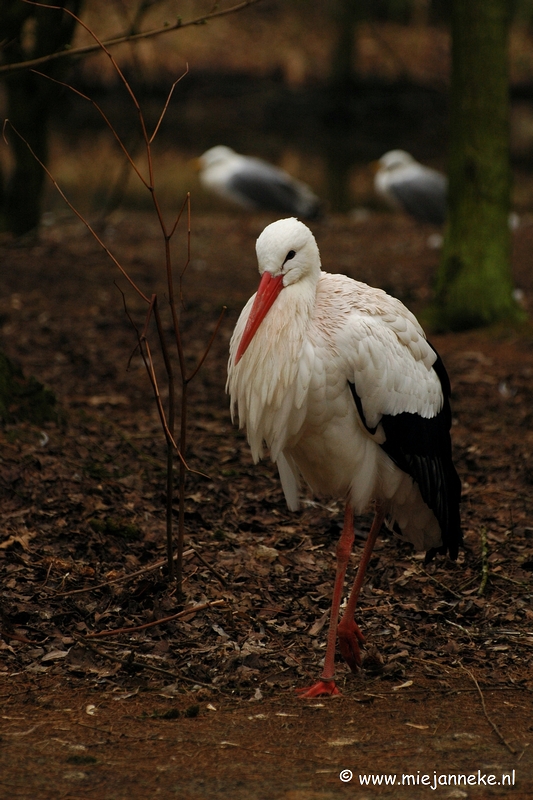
[{"xmin": 1, "ymin": 209, "xmax": 533, "ymax": 799}]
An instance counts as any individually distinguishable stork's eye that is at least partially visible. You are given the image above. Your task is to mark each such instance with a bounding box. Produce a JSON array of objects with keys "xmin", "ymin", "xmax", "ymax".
[{"xmin": 284, "ymin": 250, "xmax": 296, "ymax": 263}]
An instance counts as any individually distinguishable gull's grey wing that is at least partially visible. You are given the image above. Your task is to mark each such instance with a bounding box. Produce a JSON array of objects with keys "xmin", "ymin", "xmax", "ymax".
[
  {"xmin": 228, "ymin": 162, "xmax": 321, "ymax": 219},
  {"xmin": 389, "ymin": 170, "xmax": 447, "ymax": 225}
]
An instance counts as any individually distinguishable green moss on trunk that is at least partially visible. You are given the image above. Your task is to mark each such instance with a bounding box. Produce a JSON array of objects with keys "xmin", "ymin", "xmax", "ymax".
[{"xmin": 432, "ymin": 0, "xmax": 524, "ymax": 330}]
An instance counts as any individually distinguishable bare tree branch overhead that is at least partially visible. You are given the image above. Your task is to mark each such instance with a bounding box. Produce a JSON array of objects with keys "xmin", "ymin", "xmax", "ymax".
[{"xmin": 0, "ymin": 0, "xmax": 263, "ymax": 76}]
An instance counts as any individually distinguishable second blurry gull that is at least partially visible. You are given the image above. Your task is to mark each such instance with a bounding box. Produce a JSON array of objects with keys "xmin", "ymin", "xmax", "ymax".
[
  {"xmin": 374, "ymin": 150, "xmax": 447, "ymax": 225},
  {"xmin": 374, "ymin": 149, "xmax": 520, "ymax": 233},
  {"xmin": 197, "ymin": 145, "xmax": 322, "ymax": 220}
]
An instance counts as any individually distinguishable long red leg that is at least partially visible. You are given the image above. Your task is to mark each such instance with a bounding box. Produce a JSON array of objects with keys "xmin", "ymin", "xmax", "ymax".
[
  {"xmin": 337, "ymin": 503, "xmax": 385, "ymax": 672},
  {"xmin": 296, "ymin": 502, "xmax": 355, "ymax": 698}
]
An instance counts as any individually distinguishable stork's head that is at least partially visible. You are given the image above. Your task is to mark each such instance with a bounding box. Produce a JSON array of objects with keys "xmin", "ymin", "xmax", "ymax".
[
  {"xmin": 236, "ymin": 218, "xmax": 321, "ymax": 363},
  {"xmin": 255, "ymin": 217, "xmax": 321, "ymax": 286}
]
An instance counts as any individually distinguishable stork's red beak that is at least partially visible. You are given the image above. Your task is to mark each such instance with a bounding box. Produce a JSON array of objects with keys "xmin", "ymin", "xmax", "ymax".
[{"xmin": 235, "ymin": 271, "xmax": 284, "ymax": 363}]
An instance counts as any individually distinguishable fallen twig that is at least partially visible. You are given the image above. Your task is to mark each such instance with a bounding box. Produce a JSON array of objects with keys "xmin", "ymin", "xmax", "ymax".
[
  {"xmin": 75, "ymin": 635, "xmax": 215, "ymax": 687},
  {"xmin": 0, "ymin": 629, "xmax": 35, "ymax": 644},
  {"xmin": 461, "ymin": 664, "xmax": 517, "ymax": 755},
  {"xmin": 422, "ymin": 569, "xmax": 463, "ymax": 600},
  {"xmin": 84, "ymin": 599, "xmax": 226, "ymax": 638},
  {"xmin": 189, "ymin": 547, "xmax": 227, "ymax": 586},
  {"xmin": 478, "ymin": 526, "xmax": 489, "ymax": 595},
  {"xmin": 53, "ymin": 550, "xmax": 195, "ymax": 597}
]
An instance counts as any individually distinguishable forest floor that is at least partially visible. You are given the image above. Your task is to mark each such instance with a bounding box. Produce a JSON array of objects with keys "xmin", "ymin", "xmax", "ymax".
[{"xmin": 1, "ymin": 210, "xmax": 533, "ymax": 799}]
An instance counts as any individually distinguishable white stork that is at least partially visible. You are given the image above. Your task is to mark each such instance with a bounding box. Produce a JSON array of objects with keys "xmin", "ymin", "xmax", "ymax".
[
  {"xmin": 197, "ymin": 146, "xmax": 323, "ymax": 220},
  {"xmin": 374, "ymin": 150, "xmax": 447, "ymax": 225},
  {"xmin": 227, "ymin": 218, "xmax": 462, "ymax": 697}
]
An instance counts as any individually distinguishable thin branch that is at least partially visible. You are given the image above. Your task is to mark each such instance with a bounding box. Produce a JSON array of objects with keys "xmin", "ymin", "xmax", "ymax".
[
  {"xmin": 76, "ymin": 634, "xmax": 217, "ymax": 687},
  {"xmin": 21, "ymin": 0, "xmax": 169, "ymax": 203},
  {"xmin": 119, "ymin": 289, "xmax": 212, "ymax": 478},
  {"xmin": 151, "ymin": 295, "xmax": 177, "ymax": 581},
  {"xmin": 124, "ymin": 299, "xmax": 176, "ymax": 449},
  {"xmin": 169, "ymin": 190, "xmax": 190, "ymax": 242},
  {"xmin": 189, "ymin": 547, "xmax": 227, "ymax": 586},
  {"xmin": 4, "ymin": 5, "xmax": 222, "ymax": 590},
  {"xmin": 478, "ymin": 526, "xmax": 489, "ymax": 595},
  {"xmin": 0, "ymin": 0, "xmax": 263, "ymax": 76},
  {"xmin": 151, "ymin": 298, "xmax": 176, "ymax": 424},
  {"xmin": 110, "ymin": 0, "xmax": 166, "ymax": 40},
  {"xmin": 31, "ymin": 70, "xmax": 151, "ymax": 189},
  {"xmin": 150, "ymin": 67, "xmax": 189, "ymax": 144},
  {"xmin": 53, "ymin": 550, "xmax": 195, "ymax": 597},
  {"xmin": 0, "ymin": 629, "xmax": 34, "ymax": 644},
  {"xmin": 177, "ymin": 380, "xmax": 188, "ymax": 593},
  {"xmin": 164, "ymin": 198, "xmax": 187, "ymax": 377},
  {"xmin": 34, "ymin": 0, "xmax": 160, "ymax": 173},
  {"xmin": 187, "ymin": 306, "xmax": 227, "ymax": 383},
  {"xmin": 179, "ymin": 194, "xmax": 192, "ymax": 282},
  {"xmin": 117, "ymin": 286, "xmax": 179, "ymax": 453},
  {"xmin": 422, "ymin": 568, "xmax": 463, "ymax": 600}
]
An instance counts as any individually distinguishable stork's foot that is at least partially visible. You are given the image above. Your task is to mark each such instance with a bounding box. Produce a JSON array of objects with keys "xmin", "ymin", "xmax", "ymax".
[
  {"xmin": 338, "ymin": 619, "xmax": 365, "ymax": 673},
  {"xmin": 295, "ymin": 680, "xmax": 341, "ymax": 698}
]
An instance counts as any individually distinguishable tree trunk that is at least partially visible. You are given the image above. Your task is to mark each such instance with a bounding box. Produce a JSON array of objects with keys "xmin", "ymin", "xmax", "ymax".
[
  {"xmin": 1, "ymin": 1, "xmax": 82, "ymax": 237},
  {"xmin": 329, "ymin": 0, "xmax": 359, "ymax": 90},
  {"xmin": 433, "ymin": 0, "xmax": 523, "ymax": 330},
  {"xmin": 4, "ymin": 72, "xmax": 50, "ymax": 236}
]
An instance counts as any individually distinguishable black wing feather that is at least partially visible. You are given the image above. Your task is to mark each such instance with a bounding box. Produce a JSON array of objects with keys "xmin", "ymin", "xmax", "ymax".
[{"xmin": 348, "ymin": 347, "xmax": 462, "ymax": 560}]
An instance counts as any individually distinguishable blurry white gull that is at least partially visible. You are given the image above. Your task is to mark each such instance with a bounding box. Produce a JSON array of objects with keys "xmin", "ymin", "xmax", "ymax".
[
  {"xmin": 374, "ymin": 150, "xmax": 447, "ymax": 225},
  {"xmin": 197, "ymin": 145, "xmax": 322, "ymax": 220},
  {"xmin": 374, "ymin": 150, "xmax": 520, "ymax": 233}
]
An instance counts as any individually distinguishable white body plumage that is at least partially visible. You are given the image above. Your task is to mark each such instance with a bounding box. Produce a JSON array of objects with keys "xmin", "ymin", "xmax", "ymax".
[{"xmin": 227, "ymin": 218, "xmax": 458, "ymax": 554}]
